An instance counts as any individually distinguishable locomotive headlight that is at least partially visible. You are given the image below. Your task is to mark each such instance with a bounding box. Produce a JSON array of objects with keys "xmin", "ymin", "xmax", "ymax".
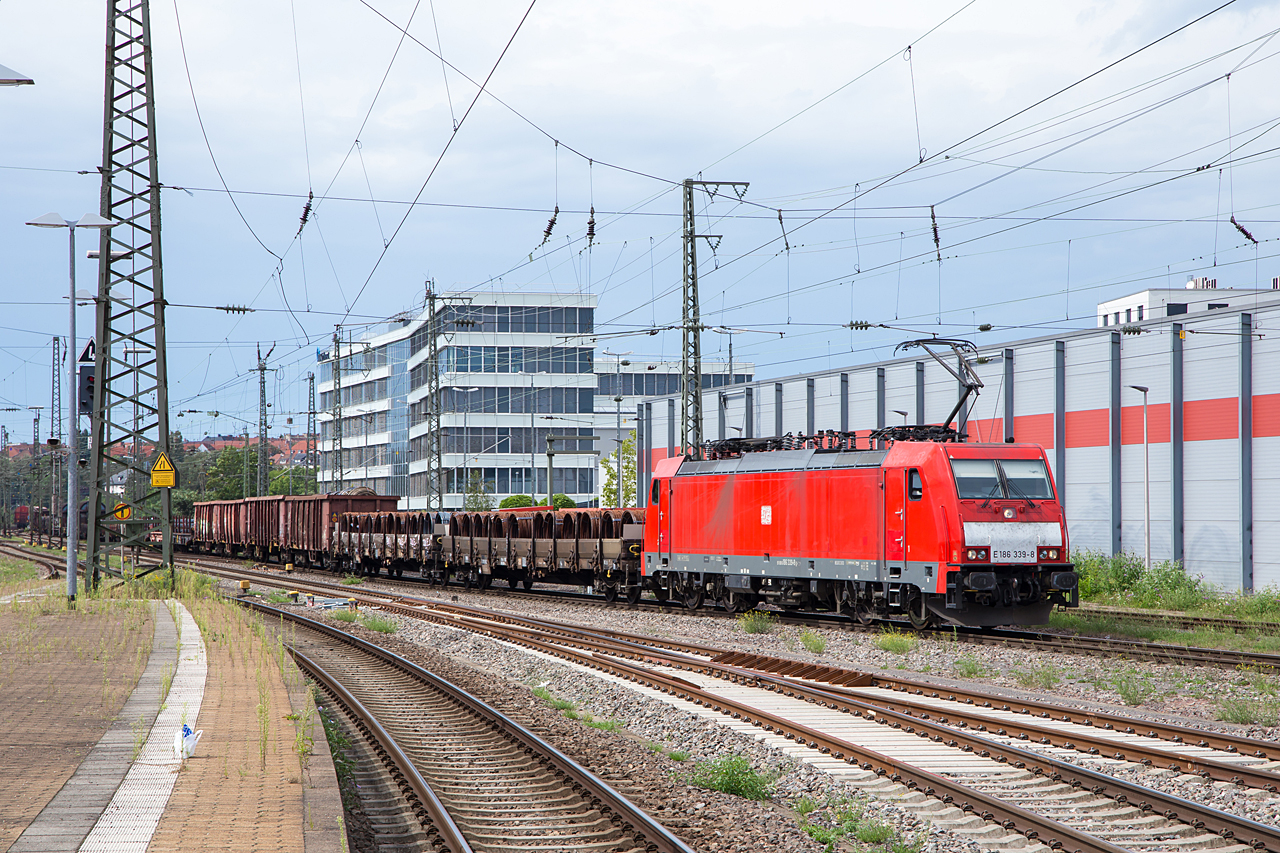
[
  {"xmin": 964, "ymin": 547, "xmax": 989, "ymax": 562},
  {"xmin": 1037, "ymin": 547, "xmax": 1061, "ymax": 562},
  {"xmin": 1003, "ymin": 508, "xmax": 1016, "ymax": 519}
]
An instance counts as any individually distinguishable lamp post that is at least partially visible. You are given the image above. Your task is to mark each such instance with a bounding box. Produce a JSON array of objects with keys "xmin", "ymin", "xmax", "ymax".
[
  {"xmin": 603, "ymin": 350, "xmax": 632, "ymax": 505},
  {"xmin": 1129, "ymin": 385, "xmax": 1151, "ymax": 569},
  {"xmin": 892, "ymin": 409, "xmax": 909, "ymax": 427},
  {"xmin": 26, "ymin": 212, "xmax": 117, "ymax": 602},
  {"xmin": 457, "ymin": 387, "xmax": 480, "ymax": 505}
]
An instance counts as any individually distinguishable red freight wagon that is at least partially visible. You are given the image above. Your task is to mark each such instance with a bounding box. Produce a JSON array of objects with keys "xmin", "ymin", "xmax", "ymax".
[
  {"xmin": 242, "ymin": 496, "xmax": 285, "ymax": 559},
  {"xmin": 643, "ymin": 437, "xmax": 1076, "ymax": 628},
  {"xmin": 281, "ymin": 493, "xmax": 400, "ymax": 567},
  {"xmin": 194, "ymin": 500, "xmax": 244, "ymax": 554}
]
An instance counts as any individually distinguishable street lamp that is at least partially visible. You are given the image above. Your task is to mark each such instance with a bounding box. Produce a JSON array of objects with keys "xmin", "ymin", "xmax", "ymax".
[
  {"xmin": 0, "ymin": 62, "xmax": 33, "ymax": 86},
  {"xmin": 1129, "ymin": 385, "xmax": 1151, "ymax": 569},
  {"xmin": 26, "ymin": 212, "xmax": 117, "ymax": 601},
  {"xmin": 892, "ymin": 409, "xmax": 909, "ymax": 426}
]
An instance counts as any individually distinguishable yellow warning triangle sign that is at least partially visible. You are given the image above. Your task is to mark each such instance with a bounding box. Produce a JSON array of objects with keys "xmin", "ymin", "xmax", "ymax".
[{"xmin": 151, "ymin": 452, "xmax": 177, "ymax": 488}]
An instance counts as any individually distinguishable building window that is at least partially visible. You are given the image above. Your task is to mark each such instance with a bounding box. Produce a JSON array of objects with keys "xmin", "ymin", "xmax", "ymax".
[
  {"xmin": 1114, "ymin": 312, "xmax": 1120, "ymax": 325},
  {"xmin": 1125, "ymin": 309, "xmax": 1131, "ymax": 322},
  {"xmin": 1137, "ymin": 305, "xmax": 1143, "ymax": 321},
  {"xmin": 1102, "ymin": 314, "xmax": 1108, "ymax": 326}
]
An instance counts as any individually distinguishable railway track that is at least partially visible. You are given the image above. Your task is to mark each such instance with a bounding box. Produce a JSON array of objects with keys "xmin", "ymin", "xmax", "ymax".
[
  {"xmin": 1074, "ymin": 603, "xmax": 1280, "ymax": 635},
  {"xmin": 193, "ymin": 560, "xmax": 1280, "ymax": 853},
  {"xmin": 0, "ymin": 540, "xmax": 64, "ymax": 579},
  {"xmin": 181, "ymin": 552, "xmax": 1280, "ymax": 675},
  {"xmin": 242, "ymin": 599, "xmax": 696, "ymax": 853}
]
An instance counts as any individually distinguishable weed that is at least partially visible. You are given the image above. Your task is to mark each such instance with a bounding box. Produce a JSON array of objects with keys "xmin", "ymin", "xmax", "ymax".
[
  {"xmin": 874, "ymin": 628, "xmax": 917, "ymax": 655},
  {"xmin": 666, "ymin": 749, "xmax": 689, "ymax": 762},
  {"xmin": 584, "ymin": 718, "xmax": 623, "ymax": 732},
  {"xmin": 257, "ymin": 673, "xmax": 270, "ymax": 767},
  {"xmin": 856, "ymin": 820, "xmax": 896, "ymax": 844},
  {"xmin": 795, "ymin": 795, "xmax": 818, "ymax": 816},
  {"xmin": 644, "ymin": 741, "xmax": 665, "ymax": 753},
  {"xmin": 1110, "ymin": 668, "xmax": 1158, "ymax": 706},
  {"xmin": 340, "ymin": 574, "xmax": 363, "ymax": 586},
  {"xmin": 737, "ymin": 609, "xmax": 777, "ymax": 635},
  {"xmin": 953, "ymin": 655, "xmax": 990, "ymax": 679},
  {"xmin": 892, "ymin": 830, "xmax": 929, "ymax": 853},
  {"xmin": 803, "ymin": 823, "xmax": 840, "ymax": 845},
  {"xmin": 1216, "ymin": 696, "xmax": 1280, "ymax": 726},
  {"xmin": 264, "ymin": 592, "xmax": 292, "ymax": 605},
  {"xmin": 686, "ymin": 754, "xmax": 773, "ymax": 801},
  {"xmin": 1009, "ymin": 664, "xmax": 1063, "ymax": 690},
  {"xmin": 532, "ymin": 685, "xmax": 576, "ymax": 712},
  {"xmin": 799, "ymin": 628, "xmax": 827, "ymax": 655},
  {"xmin": 159, "ymin": 663, "xmax": 174, "ymax": 703},
  {"xmin": 358, "ymin": 614, "xmax": 397, "ymax": 633},
  {"xmin": 329, "ymin": 609, "xmax": 358, "ymax": 623},
  {"xmin": 563, "ymin": 709, "xmax": 581, "ymax": 720}
]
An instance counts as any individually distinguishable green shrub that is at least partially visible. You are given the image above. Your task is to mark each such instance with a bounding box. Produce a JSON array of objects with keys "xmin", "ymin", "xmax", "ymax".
[
  {"xmin": 737, "ymin": 610, "xmax": 777, "ymax": 635},
  {"xmin": 799, "ymin": 628, "xmax": 827, "ymax": 655},
  {"xmin": 340, "ymin": 574, "xmax": 363, "ymax": 586},
  {"xmin": 551, "ymin": 493, "xmax": 577, "ymax": 509},
  {"xmin": 264, "ymin": 592, "xmax": 292, "ymax": 604},
  {"xmin": 499, "ymin": 494, "xmax": 534, "ymax": 509},
  {"xmin": 359, "ymin": 614, "xmax": 397, "ymax": 633},
  {"xmin": 330, "ymin": 609, "xmax": 358, "ymax": 623},
  {"xmin": 874, "ymin": 628, "xmax": 917, "ymax": 655},
  {"xmin": 686, "ymin": 755, "xmax": 773, "ymax": 801},
  {"xmin": 1073, "ymin": 549, "xmax": 1214, "ymax": 610}
]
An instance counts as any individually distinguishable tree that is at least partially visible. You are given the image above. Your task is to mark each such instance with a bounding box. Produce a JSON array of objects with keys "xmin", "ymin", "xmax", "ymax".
[
  {"xmin": 463, "ymin": 471, "xmax": 494, "ymax": 511},
  {"xmin": 551, "ymin": 493, "xmax": 576, "ymax": 509},
  {"xmin": 499, "ymin": 494, "xmax": 534, "ymax": 509},
  {"xmin": 601, "ymin": 430, "xmax": 637, "ymax": 508},
  {"xmin": 204, "ymin": 446, "xmax": 248, "ymax": 500},
  {"xmin": 269, "ymin": 466, "xmax": 317, "ymax": 496}
]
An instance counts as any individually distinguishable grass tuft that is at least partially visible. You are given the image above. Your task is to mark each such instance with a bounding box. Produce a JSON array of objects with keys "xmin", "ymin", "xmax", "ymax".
[
  {"xmin": 1216, "ymin": 696, "xmax": 1280, "ymax": 726},
  {"xmin": 686, "ymin": 754, "xmax": 773, "ymax": 801},
  {"xmin": 736, "ymin": 609, "xmax": 777, "ymax": 634},
  {"xmin": 329, "ymin": 609, "xmax": 358, "ymax": 623},
  {"xmin": 874, "ymin": 628, "xmax": 917, "ymax": 655},
  {"xmin": 953, "ymin": 655, "xmax": 991, "ymax": 679},
  {"xmin": 799, "ymin": 628, "xmax": 827, "ymax": 655},
  {"xmin": 583, "ymin": 718, "xmax": 623, "ymax": 732},
  {"xmin": 358, "ymin": 614, "xmax": 396, "ymax": 633},
  {"xmin": 1110, "ymin": 667, "xmax": 1158, "ymax": 706},
  {"xmin": 1009, "ymin": 664, "xmax": 1063, "ymax": 690},
  {"xmin": 666, "ymin": 749, "xmax": 689, "ymax": 762},
  {"xmin": 340, "ymin": 574, "xmax": 363, "ymax": 586}
]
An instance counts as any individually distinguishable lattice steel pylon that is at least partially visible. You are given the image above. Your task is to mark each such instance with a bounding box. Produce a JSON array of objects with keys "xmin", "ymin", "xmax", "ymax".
[
  {"xmin": 86, "ymin": 0, "xmax": 173, "ymax": 586},
  {"xmin": 306, "ymin": 372, "xmax": 316, "ymax": 480},
  {"xmin": 680, "ymin": 179, "xmax": 747, "ymax": 457},
  {"xmin": 424, "ymin": 289, "xmax": 443, "ymax": 510},
  {"xmin": 330, "ymin": 327, "xmax": 343, "ymax": 493}
]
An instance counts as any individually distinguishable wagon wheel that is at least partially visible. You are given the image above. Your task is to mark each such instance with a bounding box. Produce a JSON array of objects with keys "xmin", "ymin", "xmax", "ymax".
[
  {"xmin": 462, "ymin": 572, "xmax": 474, "ymax": 591},
  {"xmin": 522, "ymin": 576, "xmax": 534, "ymax": 591},
  {"xmin": 683, "ymin": 584, "xmax": 705, "ymax": 611},
  {"xmin": 602, "ymin": 583, "xmax": 620, "ymax": 603},
  {"xmin": 507, "ymin": 574, "xmax": 519, "ymax": 590},
  {"xmin": 625, "ymin": 584, "xmax": 643, "ymax": 605},
  {"xmin": 477, "ymin": 573, "xmax": 492, "ymax": 591}
]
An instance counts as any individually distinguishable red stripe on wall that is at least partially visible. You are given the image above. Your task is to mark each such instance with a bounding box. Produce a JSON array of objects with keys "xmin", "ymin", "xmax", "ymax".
[
  {"xmin": 1184, "ymin": 398, "xmax": 1237, "ymax": 441},
  {"xmin": 1255, "ymin": 394, "xmax": 1280, "ymax": 438},
  {"xmin": 1013, "ymin": 413, "xmax": 1054, "ymax": 448},
  {"xmin": 1065, "ymin": 409, "xmax": 1108, "ymax": 448},
  {"xmin": 966, "ymin": 417, "xmax": 1002, "ymax": 443},
  {"xmin": 1120, "ymin": 403, "xmax": 1170, "ymax": 445}
]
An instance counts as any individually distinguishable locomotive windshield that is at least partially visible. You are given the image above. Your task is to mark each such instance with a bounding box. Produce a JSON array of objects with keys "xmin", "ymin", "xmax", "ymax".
[{"xmin": 950, "ymin": 458, "xmax": 1053, "ymax": 500}]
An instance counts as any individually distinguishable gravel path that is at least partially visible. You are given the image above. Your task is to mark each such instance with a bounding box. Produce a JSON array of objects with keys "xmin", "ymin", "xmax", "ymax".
[{"xmin": 247, "ymin": 575, "xmax": 1280, "ymax": 851}]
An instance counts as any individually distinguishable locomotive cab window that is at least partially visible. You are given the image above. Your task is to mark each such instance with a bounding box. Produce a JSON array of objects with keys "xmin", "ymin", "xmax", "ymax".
[
  {"xmin": 650, "ymin": 479, "xmax": 660, "ymax": 505},
  {"xmin": 950, "ymin": 457, "xmax": 1053, "ymax": 501},
  {"xmin": 908, "ymin": 469, "xmax": 923, "ymax": 501},
  {"xmin": 1000, "ymin": 459, "xmax": 1053, "ymax": 500}
]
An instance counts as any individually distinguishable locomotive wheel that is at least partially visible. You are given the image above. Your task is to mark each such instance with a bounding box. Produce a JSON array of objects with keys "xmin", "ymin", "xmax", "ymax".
[
  {"xmin": 625, "ymin": 585, "xmax": 643, "ymax": 605},
  {"xmin": 907, "ymin": 596, "xmax": 938, "ymax": 630},
  {"xmin": 720, "ymin": 590, "xmax": 748, "ymax": 614},
  {"xmin": 852, "ymin": 601, "xmax": 875, "ymax": 626},
  {"xmin": 683, "ymin": 585, "xmax": 705, "ymax": 610}
]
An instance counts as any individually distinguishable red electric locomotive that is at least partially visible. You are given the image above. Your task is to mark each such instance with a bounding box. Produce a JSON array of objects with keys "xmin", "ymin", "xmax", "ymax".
[{"xmin": 641, "ymin": 432, "xmax": 1076, "ymax": 627}]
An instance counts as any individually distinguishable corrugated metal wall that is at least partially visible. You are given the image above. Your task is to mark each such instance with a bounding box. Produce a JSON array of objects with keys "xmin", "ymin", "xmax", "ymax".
[{"xmin": 638, "ymin": 294, "xmax": 1280, "ymax": 592}]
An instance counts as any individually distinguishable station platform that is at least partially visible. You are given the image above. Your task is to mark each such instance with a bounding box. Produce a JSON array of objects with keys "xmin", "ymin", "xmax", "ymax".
[{"xmin": 2, "ymin": 596, "xmax": 342, "ymax": 853}]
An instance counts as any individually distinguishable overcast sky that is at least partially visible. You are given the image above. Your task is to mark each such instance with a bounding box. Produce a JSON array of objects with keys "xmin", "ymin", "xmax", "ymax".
[{"xmin": 2, "ymin": 0, "xmax": 1278, "ymax": 444}]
